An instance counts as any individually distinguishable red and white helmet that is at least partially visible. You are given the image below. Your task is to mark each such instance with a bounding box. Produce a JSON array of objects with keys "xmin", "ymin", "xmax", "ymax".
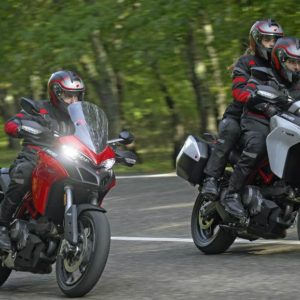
[
  {"xmin": 249, "ymin": 19, "xmax": 284, "ymax": 60},
  {"xmin": 48, "ymin": 70, "xmax": 85, "ymax": 113},
  {"xmin": 272, "ymin": 37, "xmax": 300, "ymax": 83}
]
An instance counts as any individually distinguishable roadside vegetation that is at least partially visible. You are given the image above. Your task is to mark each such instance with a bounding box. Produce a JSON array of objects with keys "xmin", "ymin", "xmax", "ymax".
[{"xmin": 1, "ymin": 1, "xmax": 299, "ymax": 171}]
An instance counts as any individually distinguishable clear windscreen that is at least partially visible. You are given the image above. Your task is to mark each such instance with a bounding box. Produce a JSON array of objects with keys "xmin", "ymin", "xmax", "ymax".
[{"xmin": 68, "ymin": 102, "xmax": 108, "ymax": 153}]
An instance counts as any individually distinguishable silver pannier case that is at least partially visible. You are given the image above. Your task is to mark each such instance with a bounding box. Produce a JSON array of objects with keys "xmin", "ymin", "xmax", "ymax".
[{"xmin": 176, "ymin": 135, "xmax": 209, "ymax": 185}]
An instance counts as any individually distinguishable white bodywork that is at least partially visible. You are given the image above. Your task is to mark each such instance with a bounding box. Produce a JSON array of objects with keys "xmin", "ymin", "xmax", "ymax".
[{"xmin": 267, "ymin": 101, "xmax": 300, "ymax": 177}]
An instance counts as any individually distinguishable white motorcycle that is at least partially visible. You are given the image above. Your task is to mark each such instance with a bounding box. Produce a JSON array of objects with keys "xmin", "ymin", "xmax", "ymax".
[{"xmin": 176, "ymin": 85, "xmax": 300, "ymax": 254}]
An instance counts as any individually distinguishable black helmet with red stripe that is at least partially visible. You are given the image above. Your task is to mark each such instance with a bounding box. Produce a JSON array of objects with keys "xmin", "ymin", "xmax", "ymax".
[
  {"xmin": 272, "ymin": 37, "xmax": 300, "ymax": 83},
  {"xmin": 48, "ymin": 70, "xmax": 85, "ymax": 114},
  {"xmin": 249, "ymin": 19, "xmax": 284, "ymax": 60}
]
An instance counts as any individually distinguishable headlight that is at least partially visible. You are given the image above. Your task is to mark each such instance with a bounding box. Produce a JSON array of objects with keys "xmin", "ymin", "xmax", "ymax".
[
  {"xmin": 99, "ymin": 158, "xmax": 116, "ymax": 170},
  {"xmin": 61, "ymin": 145, "xmax": 80, "ymax": 160}
]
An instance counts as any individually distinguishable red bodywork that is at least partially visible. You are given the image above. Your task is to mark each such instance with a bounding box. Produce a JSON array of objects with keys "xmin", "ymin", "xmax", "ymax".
[{"xmin": 19, "ymin": 136, "xmax": 116, "ymax": 218}]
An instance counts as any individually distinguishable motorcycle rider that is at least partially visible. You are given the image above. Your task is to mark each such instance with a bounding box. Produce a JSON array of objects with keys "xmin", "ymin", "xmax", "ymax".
[
  {"xmin": 202, "ymin": 19, "xmax": 284, "ymax": 201},
  {"xmin": 0, "ymin": 70, "xmax": 85, "ymax": 250},
  {"xmin": 222, "ymin": 36, "xmax": 300, "ymax": 220}
]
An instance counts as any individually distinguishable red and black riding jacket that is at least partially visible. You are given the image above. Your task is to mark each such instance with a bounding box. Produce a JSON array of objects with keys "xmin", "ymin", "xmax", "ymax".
[
  {"xmin": 223, "ymin": 54, "xmax": 270, "ymax": 120},
  {"xmin": 5, "ymin": 100, "xmax": 74, "ymax": 149}
]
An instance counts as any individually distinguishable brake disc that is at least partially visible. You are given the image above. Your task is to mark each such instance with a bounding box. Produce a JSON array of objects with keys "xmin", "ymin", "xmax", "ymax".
[{"xmin": 63, "ymin": 233, "xmax": 88, "ymax": 273}]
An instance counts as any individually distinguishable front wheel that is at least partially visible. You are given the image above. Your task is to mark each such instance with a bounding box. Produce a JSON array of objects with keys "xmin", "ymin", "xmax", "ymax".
[
  {"xmin": 56, "ymin": 211, "xmax": 111, "ymax": 297},
  {"xmin": 297, "ymin": 210, "xmax": 300, "ymax": 240},
  {"xmin": 191, "ymin": 194, "xmax": 236, "ymax": 254},
  {"xmin": 0, "ymin": 264, "xmax": 11, "ymax": 287}
]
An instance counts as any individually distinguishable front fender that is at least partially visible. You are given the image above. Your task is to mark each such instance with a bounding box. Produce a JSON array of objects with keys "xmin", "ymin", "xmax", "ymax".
[
  {"xmin": 77, "ymin": 204, "xmax": 106, "ymax": 216},
  {"xmin": 64, "ymin": 204, "xmax": 106, "ymax": 245}
]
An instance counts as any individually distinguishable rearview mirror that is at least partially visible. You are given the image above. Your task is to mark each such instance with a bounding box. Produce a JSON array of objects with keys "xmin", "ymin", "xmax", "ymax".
[
  {"xmin": 20, "ymin": 97, "xmax": 39, "ymax": 115},
  {"xmin": 119, "ymin": 130, "xmax": 134, "ymax": 145}
]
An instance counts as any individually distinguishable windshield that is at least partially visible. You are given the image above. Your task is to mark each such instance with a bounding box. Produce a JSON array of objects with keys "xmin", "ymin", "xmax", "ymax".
[{"xmin": 68, "ymin": 102, "xmax": 108, "ymax": 153}]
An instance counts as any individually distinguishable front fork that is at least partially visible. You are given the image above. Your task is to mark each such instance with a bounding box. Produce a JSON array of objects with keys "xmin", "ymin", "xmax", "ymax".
[
  {"xmin": 64, "ymin": 185, "xmax": 78, "ymax": 245},
  {"xmin": 63, "ymin": 186, "xmax": 107, "ymax": 246}
]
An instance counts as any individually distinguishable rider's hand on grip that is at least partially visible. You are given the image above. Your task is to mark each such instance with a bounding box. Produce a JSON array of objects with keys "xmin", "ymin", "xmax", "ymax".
[
  {"xmin": 264, "ymin": 104, "xmax": 278, "ymax": 117},
  {"xmin": 254, "ymin": 103, "xmax": 278, "ymax": 118},
  {"xmin": 38, "ymin": 126, "xmax": 55, "ymax": 140},
  {"xmin": 246, "ymin": 92, "xmax": 264, "ymax": 111},
  {"xmin": 276, "ymin": 94, "xmax": 294, "ymax": 110}
]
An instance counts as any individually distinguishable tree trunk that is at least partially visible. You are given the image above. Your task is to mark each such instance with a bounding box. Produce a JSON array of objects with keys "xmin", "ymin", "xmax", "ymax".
[
  {"xmin": 150, "ymin": 60, "xmax": 184, "ymax": 167},
  {"xmin": 185, "ymin": 25, "xmax": 208, "ymax": 134},
  {"xmin": 90, "ymin": 30, "xmax": 121, "ymax": 137},
  {"xmin": 202, "ymin": 17, "xmax": 227, "ymax": 128}
]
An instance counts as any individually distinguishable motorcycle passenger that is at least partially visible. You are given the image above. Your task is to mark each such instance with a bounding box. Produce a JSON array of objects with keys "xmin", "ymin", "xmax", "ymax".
[
  {"xmin": 222, "ymin": 37, "xmax": 300, "ymax": 220},
  {"xmin": 0, "ymin": 70, "xmax": 85, "ymax": 250},
  {"xmin": 202, "ymin": 19, "xmax": 284, "ymax": 201}
]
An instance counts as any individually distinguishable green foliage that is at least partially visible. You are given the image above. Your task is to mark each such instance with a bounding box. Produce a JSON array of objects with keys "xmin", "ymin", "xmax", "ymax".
[{"xmin": 0, "ymin": 0, "xmax": 299, "ymax": 171}]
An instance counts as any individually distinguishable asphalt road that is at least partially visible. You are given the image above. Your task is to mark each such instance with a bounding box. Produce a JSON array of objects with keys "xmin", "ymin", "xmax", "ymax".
[{"xmin": 1, "ymin": 174, "xmax": 300, "ymax": 300}]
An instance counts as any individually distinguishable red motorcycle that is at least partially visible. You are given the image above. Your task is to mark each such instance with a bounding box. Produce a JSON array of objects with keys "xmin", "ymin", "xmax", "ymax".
[{"xmin": 0, "ymin": 99, "xmax": 136, "ymax": 297}]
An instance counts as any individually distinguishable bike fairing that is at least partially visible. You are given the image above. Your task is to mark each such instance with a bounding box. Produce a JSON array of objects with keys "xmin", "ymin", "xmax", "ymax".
[{"xmin": 30, "ymin": 102, "xmax": 117, "ymax": 219}]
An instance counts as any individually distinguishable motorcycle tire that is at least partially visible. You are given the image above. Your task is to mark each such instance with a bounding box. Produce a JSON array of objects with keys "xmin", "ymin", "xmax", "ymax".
[
  {"xmin": 56, "ymin": 210, "xmax": 110, "ymax": 297},
  {"xmin": 297, "ymin": 211, "xmax": 300, "ymax": 240},
  {"xmin": 191, "ymin": 193, "xmax": 236, "ymax": 254},
  {"xmin": 0, "ymin": 264, "xmax": 11, "ymax": 287}
]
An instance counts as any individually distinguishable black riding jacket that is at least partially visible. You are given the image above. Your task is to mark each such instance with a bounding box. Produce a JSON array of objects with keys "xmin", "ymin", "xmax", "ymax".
[{"xmin": 224, "ymin": 54, "xmax": 270, "ymax": 120}]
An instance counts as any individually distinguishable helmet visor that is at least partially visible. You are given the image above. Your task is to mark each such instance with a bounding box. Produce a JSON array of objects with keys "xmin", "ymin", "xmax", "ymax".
[
  {"xmin": 260, "ymin": 34, "xmax": 282, "ymax": 49},
  {"xmin": 261, "ymin": 34, "xmax": 281, "ymax": 42},
  {"xmin": 61, "ymin": 91, "xmax": 81, "ymax": 101}
]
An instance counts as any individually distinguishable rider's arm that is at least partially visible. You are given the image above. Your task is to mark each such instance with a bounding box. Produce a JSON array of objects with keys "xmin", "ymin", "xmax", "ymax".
[
  {"xmin": 4, "ymin": 110, "xmax": 51, "ymax": 138},
  {"xmin": 4, "ymin": 112, "xmax": 27, "ymax": 138},
  {"xmin": 232, "ymin": 56, "xmax": 257, "ymax": 104}
]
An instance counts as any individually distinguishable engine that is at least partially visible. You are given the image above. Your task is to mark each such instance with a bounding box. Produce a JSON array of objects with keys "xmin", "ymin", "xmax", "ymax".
[
  {"xmin": 3, "ymin": 219, "xmax": 59, "ymax": 274},
  {"xmin": 241, "ymin": 185, "xmax": 297, "ymax": 239}
]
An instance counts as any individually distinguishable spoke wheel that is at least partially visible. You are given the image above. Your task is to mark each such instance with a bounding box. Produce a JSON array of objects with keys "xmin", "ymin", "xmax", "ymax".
[
  {"xmin": 191, "ymin": 194, "xmax": 236, "ymax": 254},
  {"xmin": 56, "ymin": 211, "xmax": 110, "ymax": 297}
]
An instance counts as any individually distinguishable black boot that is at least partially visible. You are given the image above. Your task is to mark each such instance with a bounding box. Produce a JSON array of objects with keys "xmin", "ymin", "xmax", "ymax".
[
  {"xmin": 201, "ymin": 176, "xmax": 219, "ymax": 200},
  {"xmin": 220, "ymin": 191, "xmax": 246, "ymax": 220},
  {"xmin": 0, "ymin": 226, "xmax": 11, "ymax": 251},
  {"xmin": 0, "ymin": 197, "xmax": 17, "ymax": 251}
]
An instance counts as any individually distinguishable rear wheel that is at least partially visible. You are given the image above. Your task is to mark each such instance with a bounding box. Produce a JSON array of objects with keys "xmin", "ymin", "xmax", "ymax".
[
  {"xmin": 191, "ymin": 194, "xmax": 236, "ymax": 254},
  {"xmin": 56, "ymin": 211, "xmax": 110, "ymax": 297}
]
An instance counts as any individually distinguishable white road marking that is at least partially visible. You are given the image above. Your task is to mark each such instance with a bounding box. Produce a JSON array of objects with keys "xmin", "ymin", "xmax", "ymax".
[
  {"xmin": 111, "ymin": 236, "xmax": 300, "ymax": 245},
  {"xmin": 111, "ymin": 237, "xmax": 193, "ymax": 242},
  {"xmin": 116, "ymin": 173, "xmax": 177, "ymax": 179},
  {"xmin": 138, "ymin": 203, "xmax": 194, "ymax": 211}
]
